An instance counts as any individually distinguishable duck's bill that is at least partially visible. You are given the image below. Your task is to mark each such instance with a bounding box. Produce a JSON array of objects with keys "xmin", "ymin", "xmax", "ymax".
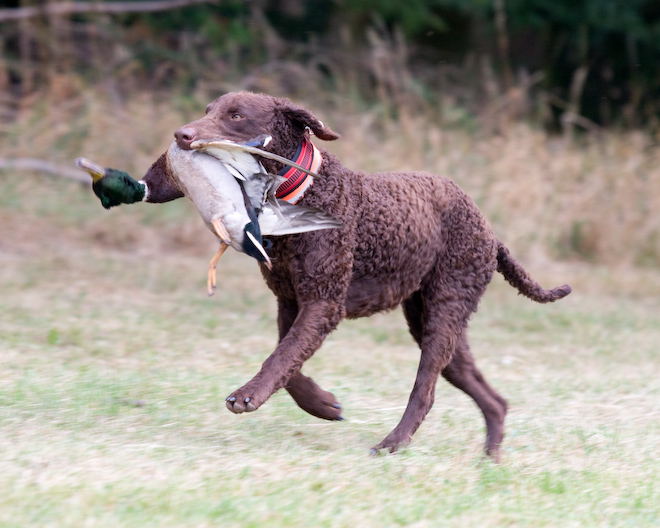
[
  {"xmin": 191, "ymin": 138, "xmax": 323, "ymax": 180},
  {"xmin": 75, "ymin": 157, "xmax": 106, "ymax": 182}
]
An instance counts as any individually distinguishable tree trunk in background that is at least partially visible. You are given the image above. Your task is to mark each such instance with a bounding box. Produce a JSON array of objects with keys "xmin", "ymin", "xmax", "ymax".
[
  {"xmin": 0, "ymin": 38, "xmax": 8, "ymax": 94},
  {"xmin": 493, "ymin": 0, "xmax": 513, "ymax": 92},
  {"xmin": 18, "ymin": 0, "xmax": 35, "ymax": 98}
]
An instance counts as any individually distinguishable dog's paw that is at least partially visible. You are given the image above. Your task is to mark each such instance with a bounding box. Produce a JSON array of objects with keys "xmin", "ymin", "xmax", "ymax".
[
  {"xmin": 285, "ymin": 373, "xmax": 344, "ymax": 421},
  {"xmin": 225, "ymin": 392, "xmax": 259, "ymax": 414},
  {"xmin": 369, "ymin": 430, "xmax": 412, "ymax": 455},
  {"xmin": 297, "ymin": 393, "xmax": 344, "ymax": 421}
]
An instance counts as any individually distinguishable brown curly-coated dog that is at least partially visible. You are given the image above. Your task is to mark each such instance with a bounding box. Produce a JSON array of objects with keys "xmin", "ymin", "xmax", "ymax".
[{"xmin": 142, "ymin": 91, "xmax": 571, "ymax": 459}]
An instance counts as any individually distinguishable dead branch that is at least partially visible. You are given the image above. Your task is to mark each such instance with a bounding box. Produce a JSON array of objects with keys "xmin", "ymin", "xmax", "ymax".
[
  {"xmin": 0, "ymin": 0, "xmax": 218, "ymax": 23},
  {"xmin": 0, "ymin": 158, "xmax": 90, "ymax": 184},
  {"xmin": 493, "ymin": 0, "xmax": 514, "ymax": 91},
  {"xmin": 542, "ymin": 92, "xmax": 601, "ymax": 133}
]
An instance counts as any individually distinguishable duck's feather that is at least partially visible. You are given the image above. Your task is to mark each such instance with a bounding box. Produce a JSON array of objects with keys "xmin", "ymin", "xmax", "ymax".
[
  {"xmin": 260, "ymin": 200, "xmax": 343, "ymax": 236},
  {"xmin": 166, "ymin": 142, "xmax": 342, "ymax": 247},
  {"xmin": 166, "ymin": 142, "xmax": 248, "ymax": 249},
  {"xmin": 191, "ymin": 137, "xmax": 324, "ymax": 180}
]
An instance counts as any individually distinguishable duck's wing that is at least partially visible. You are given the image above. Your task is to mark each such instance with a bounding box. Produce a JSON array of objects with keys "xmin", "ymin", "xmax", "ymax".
[
  {"xmin": 241, "ymin": 172, "xmax": 287, "ymax": 215},
  {"xmin": 191, "ymin": 137, "xmax": 324, "ymax": 180},
  {"xmin": 259, "ymin": 200, "xmax": 343, "ymax": 236}
]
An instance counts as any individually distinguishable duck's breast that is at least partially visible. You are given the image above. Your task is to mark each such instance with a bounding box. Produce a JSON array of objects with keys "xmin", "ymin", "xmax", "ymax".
[{"xmin": 167, "ymin": 142, "xmax": 246, "ymax": 223}]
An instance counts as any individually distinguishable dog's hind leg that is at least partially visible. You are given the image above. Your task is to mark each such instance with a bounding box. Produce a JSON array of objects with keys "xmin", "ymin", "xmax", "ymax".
[
  {"xmin": 441, "ymin": 334, "xmax": 507, "ymax": 462},
  {"xmin": 399, "ymin": 253, "xmax": 506, "ymax": 458},
  {"xmin": 372, "ymin": 239, "xmax": 494, "ymax": 454},
  {"xmin": 400, "ymin": 294, "xmax": 506, "ymax": 459},
  {"xmin": 277, "ymin": 298, "xmax": 343, "ymax": 421},
  {"xmin": 371, "ymin": 284, "xmax": 475, "ymax": 454}
]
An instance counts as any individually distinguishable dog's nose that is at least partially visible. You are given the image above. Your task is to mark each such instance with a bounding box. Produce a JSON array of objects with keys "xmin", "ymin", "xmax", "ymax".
[{"xmin": 174, "ymin": 126, "xmax": 196, "ymax": 150}]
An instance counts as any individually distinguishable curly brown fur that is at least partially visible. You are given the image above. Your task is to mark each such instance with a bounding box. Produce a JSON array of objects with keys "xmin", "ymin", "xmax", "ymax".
[
  {"xmin": 144, "ymin": 91, "xmax": 572, "ymax": 458},
  {"xmin": 496, "ymin": 242, "xmax": 571, "ymax": 303}
]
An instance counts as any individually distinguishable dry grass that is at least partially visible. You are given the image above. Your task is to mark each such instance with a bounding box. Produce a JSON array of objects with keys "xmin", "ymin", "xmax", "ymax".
[
  {"xmin": 1, "ymin": 171, "xmax": 659, "ymax": 526},
  {"xmin": 3, "ymin": 87, "xmax": 660, "ymax": 267},
  {"xmin": 323, "ymin": 113, "xmax": 660, "ymax": 268},
  {"xmin": 1, "ymin": 90, "xmax": 660, "ymax": 526}
]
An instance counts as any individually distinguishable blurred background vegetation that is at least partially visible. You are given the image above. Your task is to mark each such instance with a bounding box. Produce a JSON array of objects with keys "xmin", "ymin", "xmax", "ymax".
[
  {"xmin": 1, "ymin": 0, "xmax": 660, "ymax": 267},
  {"xmin": 4, "ymin": 5, "xmax": 660, "ymax": 524},
  {"xmin": 2, "ymin": 0, "xmax": 660, "ymax": 127}
]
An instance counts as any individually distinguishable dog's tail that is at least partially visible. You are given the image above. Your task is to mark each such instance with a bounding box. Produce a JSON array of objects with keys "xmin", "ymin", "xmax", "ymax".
[{"xmin": 496, "ymin": 241, "xmax": 571, "ymax": 303}]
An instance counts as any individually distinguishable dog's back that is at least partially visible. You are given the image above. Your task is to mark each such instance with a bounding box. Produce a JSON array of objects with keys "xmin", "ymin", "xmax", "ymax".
[{"xmin": 321, "ymin": 166, "xmax": 497, "ymax": 318}]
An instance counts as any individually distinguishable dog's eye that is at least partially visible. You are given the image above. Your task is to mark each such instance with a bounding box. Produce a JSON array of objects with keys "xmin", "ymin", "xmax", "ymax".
[{"xmin": 231, "ymin": 113, "xmax": 244, "ymax": 120}]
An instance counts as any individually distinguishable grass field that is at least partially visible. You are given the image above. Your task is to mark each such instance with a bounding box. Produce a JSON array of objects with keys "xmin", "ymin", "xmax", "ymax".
[{"xmin": 1, "ymin": 163, "xmax": 660, "ymax": 527}]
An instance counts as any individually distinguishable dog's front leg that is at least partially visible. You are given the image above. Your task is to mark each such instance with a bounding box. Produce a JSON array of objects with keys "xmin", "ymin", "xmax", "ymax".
[
  {"xmin": 277, "ymin": 298, "xmax": 343, "ymax": 421},
  {"xmin": 225, "ymin": 300, "xmax": 342, "ymax": 414}
]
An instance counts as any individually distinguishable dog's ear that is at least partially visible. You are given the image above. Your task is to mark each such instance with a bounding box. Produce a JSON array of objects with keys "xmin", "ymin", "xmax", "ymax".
[{"xmin": 277, "ymin": 103, "xmax": 340, "ymax": 141}]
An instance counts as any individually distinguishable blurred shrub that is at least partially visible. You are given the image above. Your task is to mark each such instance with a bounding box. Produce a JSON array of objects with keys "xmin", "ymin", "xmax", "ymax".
[{"xmin": 1, "ymin": 0, "xmax": 659, "ymax": 128}]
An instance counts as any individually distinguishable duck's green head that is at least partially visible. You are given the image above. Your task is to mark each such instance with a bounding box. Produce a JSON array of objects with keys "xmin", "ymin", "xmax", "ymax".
[{"xmin": 75, "ymin": 157, "xmax": 145, "ymax": 209}]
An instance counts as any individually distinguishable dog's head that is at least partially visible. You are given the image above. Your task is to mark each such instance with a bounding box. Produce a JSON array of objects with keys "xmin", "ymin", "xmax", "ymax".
[{"xmin": 174, "ymin": 91, "xmax": 339, "ymax": 170}]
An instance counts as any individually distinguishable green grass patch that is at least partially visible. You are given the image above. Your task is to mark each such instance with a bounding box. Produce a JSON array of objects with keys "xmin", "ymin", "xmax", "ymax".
[{"xmin": 1, "ymin": 172, "xmax": 660, "ymax": 526}]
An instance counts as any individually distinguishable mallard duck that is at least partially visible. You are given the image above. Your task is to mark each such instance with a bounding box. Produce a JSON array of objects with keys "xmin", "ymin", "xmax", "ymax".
[
  {"xmin": 189, "ymin": 135, "xmax": 338, "ymax": 233},
  {"xmin": 166, "ymin": 140, "xmax": 342, "ymax": 294},
  {"xmin": 76, "ymin": 137, "xmax": 342, "ymax": 295},
  {"xmin": 166, "ymin": 141, "xmax": 269, "ymax": 290}
]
